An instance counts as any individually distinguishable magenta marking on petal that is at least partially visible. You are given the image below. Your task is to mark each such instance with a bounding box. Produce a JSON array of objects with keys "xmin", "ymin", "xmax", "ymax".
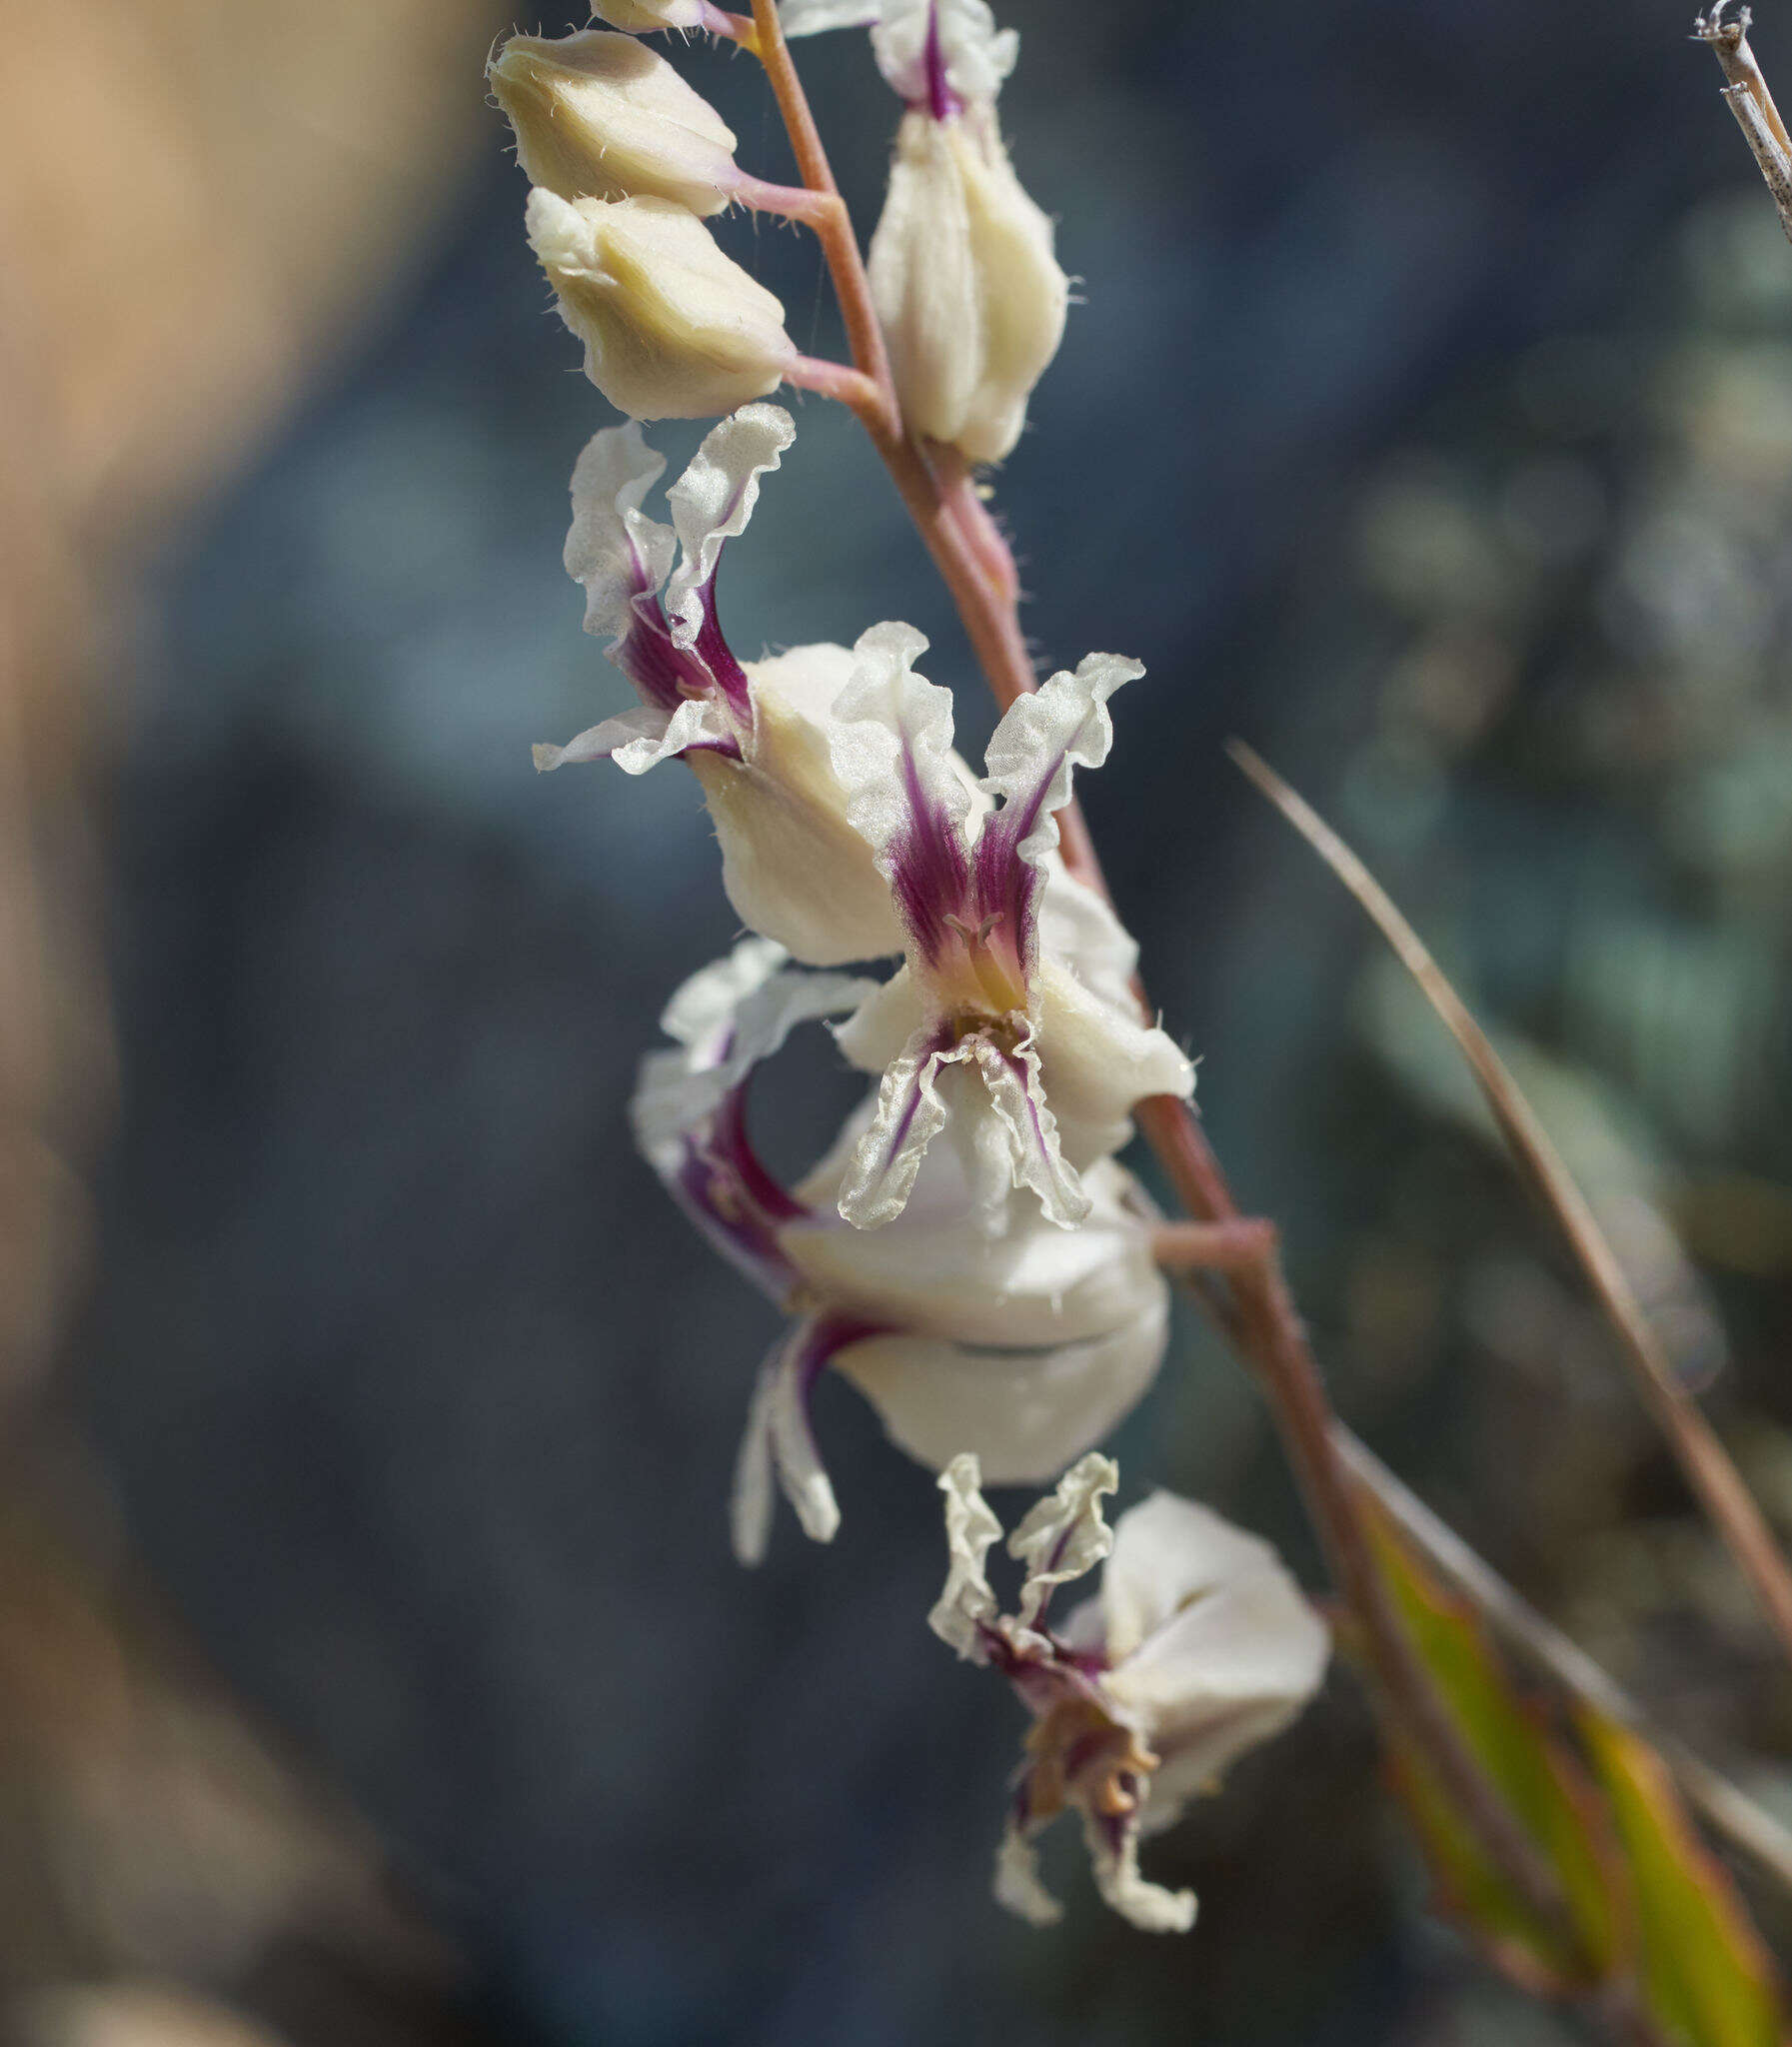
[
  {"xmin": 970, "ymin": 823, "xmax": 1041, "ymax": 991},
  {"xmin": 891, "ymin": 752, "xmax": 973, "ymax": 968},
  {"xmin": 920, "ymin": 0, "xmax": 961, "ymax": 120},
  {"xmin": 689, "ymin": 575, "xmax": 755, "ymax": 725},
  {"xmin": 619, "ymin": 588, "xmax": 713, "ymax": 712},
  {"xmin": 714, "ymin": 1085, "xmax": 806, "ymax": 1222}
]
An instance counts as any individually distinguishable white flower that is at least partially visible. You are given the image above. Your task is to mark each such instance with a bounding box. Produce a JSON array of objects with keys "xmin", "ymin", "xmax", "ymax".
[
  {"xmin": 930, "ymin": 1454, "xmax": 1332, "ymax": 1934},
  {"xmin": 534, "ymin": 410, "xmax": 903, "ymax": 964},
  {"xmin": 526, "ymin": 189, "xmax": 797, "ymax": 420},
  {"xmin": 825, "ymin": 623, "xmax": 1193, "ymax": 1231},
  {"xmin": 491, "ymin": 33, "xmax": 743, "ymax": 216},
  {"xmin": 629, "ymin": 941, "xmax": 1173, "ymax": 1563},
  {"xmin": 780, "ymin": 0, "xmax": 1017, "ymax": 110},
  {"xmin": 868, "ymin": 104, "xmax": 1067, "ymax": 463}
]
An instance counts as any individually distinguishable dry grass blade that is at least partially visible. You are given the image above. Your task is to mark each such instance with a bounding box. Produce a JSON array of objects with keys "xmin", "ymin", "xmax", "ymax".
[
  {"xmin": 1227, "ymin": 738, "xmax": 1792, "ymax": 1673},
  {"xmin": 1333, "ymin": 1425, "xmax": 1792, "ymax": 1900},
  {"xmin": 1695, "ymin": 4, "xmax": 1792, "ymax": 248}
]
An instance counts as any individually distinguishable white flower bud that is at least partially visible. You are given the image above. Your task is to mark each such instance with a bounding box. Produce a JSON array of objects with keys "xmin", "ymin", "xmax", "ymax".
[
  {"xmin": 593, "ymin": 0, "xmax": 708, "ymax": 29},
  {"xmin": 490, "ymin": 31, "xmax": 741, "ymax": 216},
  {"xmin": 869, "ymin": 106, "xmax": 1067, "ymax": 464},
  {"xmin": 526, "ymin": 189, "xmax": 798, "ymax": 421}
]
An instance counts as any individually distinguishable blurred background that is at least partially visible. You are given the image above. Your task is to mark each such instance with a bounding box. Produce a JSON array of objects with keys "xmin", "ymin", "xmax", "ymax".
[{"xmin": 6, "ymin": 0, "xmax": 1792, "ymax": 2040}]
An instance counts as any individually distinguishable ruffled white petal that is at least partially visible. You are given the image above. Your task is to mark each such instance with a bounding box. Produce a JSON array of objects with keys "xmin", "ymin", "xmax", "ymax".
[
  {"xmin": 1095, "ymin": 1496, "xmax": 1330, "ymax": 1829},
  {"xmin": 832, "ymin": 1288, "xmax": 1168, "ymax": 1485},
  {"xmin": 731, "ymin": 1320, "xmax": 842, "ymax": 1565},
  {"xmin": 1006, "ymin": 1451, "xmax": 1116, "ymax": 1627},
  {"xmin": 1083, "ymin": 1811, "xmax": 1197, "ymax": 1935},
  {"xmin": 632, "ymin": 939, "xmax": 875, "ymax": 1165},
  {"xmin": 1032, "ymin": 957, "xmax": 1194, "ymax": 1169},
  {"xmin": 970, "ymin": 1032, "xmax": 1088, "ymax": 1227},
  {"xmin": 539, "ymin": 696, "xmax": 736, "ymax": 777},
  {"xmin": 532, "ymin": 705, "xmax": 675, "ymax": 772},
  {"xmin": 980, "ymin": 654, "xmax": 1142, "ymax": 877},
  {"xmin": 827, "ymin": 622, "xmax": 973, "ymax": 880},
  {"xmin": 835, "ymin": 1022, "xmax": 962, "ymax": 1227},
  {"xmin": 563, "ymin": 421, "xmax": 676, "ymax": 647},
  {"xmin": 993, "ymin": 1824, "xmax": 1061, "ymax": 1926},
  {"xmin": 926, "ymin": 1451, "xmax": 1002, "ymax": 1659},
  {"xmin": 688, "ymin": 646, "xmax": 905, "ymax": 966},
  {"xmin": 665, "ymin": 404, "xmax": 795, "ymax": 651}
]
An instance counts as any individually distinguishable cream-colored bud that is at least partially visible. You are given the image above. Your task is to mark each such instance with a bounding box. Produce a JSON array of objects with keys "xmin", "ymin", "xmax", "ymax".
[
  {"xmin": 591, "ymin": 0, "xmax": 708, "ymax": 29},
  {"xmin": 526, "ymin": 189, "xmax": 797, "ymax": 420},
  {"xmin": 491, "ymin": 31, "xmax": 740, "ymax": 216},
  {"xmin": 869, "ymin": 107, "xmax": 1067, "ymax": 464}
]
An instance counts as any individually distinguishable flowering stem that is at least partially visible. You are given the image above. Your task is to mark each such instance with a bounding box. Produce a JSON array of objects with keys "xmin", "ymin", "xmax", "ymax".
[
  {"xmin": 747, "ymin": 5, "xmax": 1570, "ymax": 1944},
  {"xmin": 1696, "ymin": 4, "xmax": 1792, "ymax": 246},
  {"xmin": 747, "ymin": 0, "xmax": 1040, "ymax": 708}
]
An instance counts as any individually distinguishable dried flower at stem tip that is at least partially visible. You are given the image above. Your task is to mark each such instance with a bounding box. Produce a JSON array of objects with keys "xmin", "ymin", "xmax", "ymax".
[
  {"xmin": 931, "ymin": 1453, "xmax": 1330, "ymax": 1932},
  {"xmin": 527, "ymin": 190, "xmax": 797, "ymax": 419}
]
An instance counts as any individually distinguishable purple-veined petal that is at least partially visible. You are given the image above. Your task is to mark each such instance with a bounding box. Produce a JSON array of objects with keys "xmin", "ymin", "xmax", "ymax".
[
  {"xmin": 926, "ymin": 1451, "xmax": 1002, "ymax": 1659},
  {"xmin": 970, "ymin": 1031, "xmax": 1089, "ymax": 1227},
  {"xmin": 532, "ymin": 705, "xmax": 673, "ymax": 773},
  {"xmin": 843, "ymin": 0, "xmax": 1018, "ymax": 105},
  {"xmin": 828, "ymin": 623, "xmax": 976, "ymax": 972},
  {"xmin": 633, "ymin": 942, "xmax": 878, "ymax": 1299},
  {"xmin": 831, "ymin": 1285, "xmax": 1169, "ymax": 1484},
  {"xmin": 1006, "ymin": 1451, "xmax": 1117, "ymax": 1629},
  {"xmin": 835, "ymin": 1017, "xmax": 963, "ymax": 1227},
  {"xmin": 564, "ymin": 421, "xmax": 676, "ymax": 649},
  {"xmin": 665, "ymin": 404, "xmax": 795, "ymax": 722},
  {"xmin": 731, "ymin": 1313, "xmax": 887, "ymax": 1564},
  {"xmin": 973, "ymin": 654, "xmax": 1142, "ymax": 980}
]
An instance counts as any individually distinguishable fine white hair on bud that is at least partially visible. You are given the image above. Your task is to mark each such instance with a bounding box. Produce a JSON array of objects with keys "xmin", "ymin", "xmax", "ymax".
[
  {"xmin": 869, "ymin": 106, "xmax": 1067, "ymax": 465},
  {"xmin": 592, "ymin": 0, "xmax": 709, "ymax": 29},
  {"xmin": 525, "ymin": 190, "xmax": 798, "ymax": 421},
  {"xmin": 490, "ymin": 31, "xmax": 743, "ymax": 216}
]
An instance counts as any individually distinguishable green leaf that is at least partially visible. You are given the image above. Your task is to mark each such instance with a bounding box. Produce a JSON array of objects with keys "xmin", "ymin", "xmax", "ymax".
[
  {"xmin": 1580, "ymin": 1711, "xmax": 1783, "ymax": 2047},
  {"xmin": 1359, "ymin": 1502, "xmax": 1621, "ymax": 1993}
]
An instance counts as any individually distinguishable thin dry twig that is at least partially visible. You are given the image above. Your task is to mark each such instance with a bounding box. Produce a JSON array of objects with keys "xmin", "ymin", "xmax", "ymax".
[
  {"xmin": 1335, "ymin": 1426, "xmax": 1792, "ymax": 1899},
  {"xmin": 1228, "ymin": 738, "xmax": 1792, "ymax": 1673},
  {"xmin": 1695, "ymin": 3, "xmax": 1792, "ymax": 245}
]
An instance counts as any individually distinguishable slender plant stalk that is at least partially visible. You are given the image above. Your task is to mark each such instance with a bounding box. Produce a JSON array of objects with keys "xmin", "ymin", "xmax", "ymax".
[
  {"xmin": 1228, "ymin": 739, "xmax": 1792, "ymax": 1673},
  {"xmin": 741, "ymin": 0, "xmax": 1574, "ymax": 1942}
]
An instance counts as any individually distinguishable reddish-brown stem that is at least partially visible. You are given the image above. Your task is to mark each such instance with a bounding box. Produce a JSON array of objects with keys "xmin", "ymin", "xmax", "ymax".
[{"xmin": 745, "ymin": 4, "xmax": 1569, "ymax": 1941}]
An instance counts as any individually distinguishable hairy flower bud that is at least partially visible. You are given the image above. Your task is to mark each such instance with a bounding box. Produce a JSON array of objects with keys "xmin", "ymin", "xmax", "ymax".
[
  {"xmin": 869, "ymin": 106, "xmax": 1067, "ymax": 464},
  {"xmin": 592, "ymin": 0, "xmax": 708, "ymax": 28},
  {"xmin": 526, "ymin": 189, "xmax": 797, "ymax": 420},
  {"xmin": 490, "ymin": 31, "xmax": 741, "ymax": 215}
]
